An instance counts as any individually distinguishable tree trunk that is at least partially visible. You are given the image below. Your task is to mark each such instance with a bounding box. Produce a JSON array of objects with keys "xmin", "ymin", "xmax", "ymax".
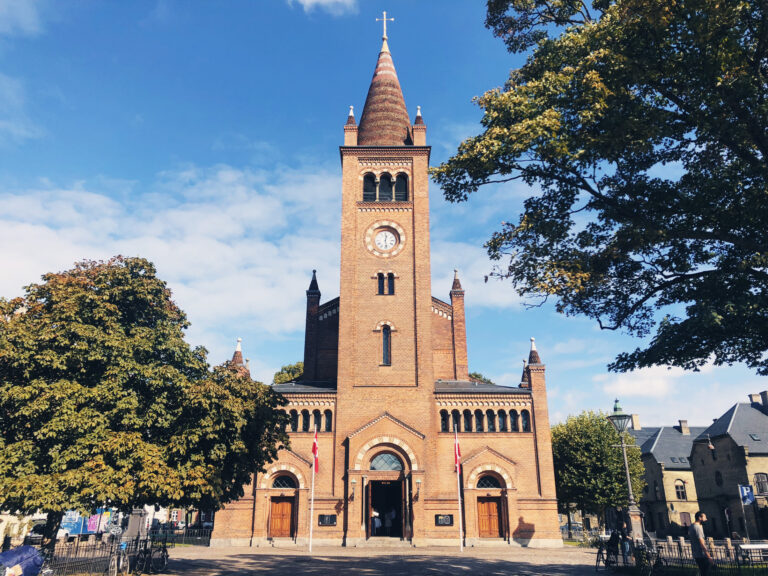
[
  {"xmin": 567, "ymin": 509, "xmax": 573, "ymax": 540},
  {"xmin": 43, "ymin": 511, "xmax": 64, "ymax": 552}
]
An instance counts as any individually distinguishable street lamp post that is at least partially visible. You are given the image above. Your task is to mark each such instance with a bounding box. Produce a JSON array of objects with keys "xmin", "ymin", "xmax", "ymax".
[{"xmin": 607, "ymin": 399, "xmax": 644, "ymax": 540}]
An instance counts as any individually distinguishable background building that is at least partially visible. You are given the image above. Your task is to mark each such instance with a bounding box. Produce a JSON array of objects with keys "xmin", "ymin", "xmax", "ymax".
[{"xmin": 630, "ymin": 418, "xmax": 706, "ymax": 537}]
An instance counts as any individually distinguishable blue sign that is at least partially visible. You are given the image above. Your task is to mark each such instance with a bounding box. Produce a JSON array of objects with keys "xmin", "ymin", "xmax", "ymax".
[{"xmin": 739, "ymin": 484, "xmax": 755, "ymax": 506}]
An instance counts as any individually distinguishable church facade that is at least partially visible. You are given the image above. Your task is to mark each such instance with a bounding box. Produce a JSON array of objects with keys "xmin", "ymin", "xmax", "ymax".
[{"xmin": 211, "ymin": 31, "xmax": 561, "ymax": 548}]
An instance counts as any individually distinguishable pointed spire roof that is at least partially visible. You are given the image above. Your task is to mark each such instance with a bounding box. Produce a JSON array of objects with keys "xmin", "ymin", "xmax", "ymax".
[
  {"xmin": 232, "ymin": 337, "xmax": 244, "ymax": 366},
  {"xmin": 357, "ymin": 38, "xmax": 411, "ymax": 146},
  {"xmin": 528, "ymin": 337, "xmax": 542, "ymax": 364},
  {"xmin": 308, "ymin": 269, "xmax": 319, "ymax": 292},
  {"xmin": 346, "ymin": 105, "xmax": 356, "ymax": 126},
  {"xmin": 414, "ymin": 105, "xmax": 424, "ymax": 125},
  {"xmin": 451, "ymin": 269, "xmax": 463, "ymax": 291}
]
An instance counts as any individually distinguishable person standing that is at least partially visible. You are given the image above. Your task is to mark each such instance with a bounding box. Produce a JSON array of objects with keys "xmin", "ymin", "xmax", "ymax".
[
  {"xmin": 689, "ymin": 511, "xmax": 714, "ymax": 575},
  {"xmin": 618, "ymin": 522, "xmax": 631, "ymax": 565}
]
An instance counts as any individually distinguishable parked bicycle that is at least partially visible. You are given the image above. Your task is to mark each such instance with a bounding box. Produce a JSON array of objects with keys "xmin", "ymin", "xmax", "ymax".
[
  {"xmin": 132, "ymin": 535, "xmax": 169, "ymax": 574},
  {"xmin": 595, "ymin": 540, "xmax": 618, "ymax": 572}
]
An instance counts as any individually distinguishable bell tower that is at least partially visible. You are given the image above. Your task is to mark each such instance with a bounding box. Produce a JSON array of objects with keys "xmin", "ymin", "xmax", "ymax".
[{"xmin": 336, "ymin": 27, "xmax": 433, "ymax": 393}]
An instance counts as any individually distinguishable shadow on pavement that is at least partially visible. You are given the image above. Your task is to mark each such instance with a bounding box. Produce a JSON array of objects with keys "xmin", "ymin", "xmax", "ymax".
[{"xmin": 165, "ymin": 552, "xmax": 594, "ymax": 576}]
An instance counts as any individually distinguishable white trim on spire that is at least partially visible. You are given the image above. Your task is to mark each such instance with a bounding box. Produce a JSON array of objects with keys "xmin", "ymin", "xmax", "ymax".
[
  {"xmin": 530, "ymin": 337, "xmax": 537, "ymax": 351},
  {"xmin": 236, "ymin": 337, "xmax": 242, "ymax": 352}
]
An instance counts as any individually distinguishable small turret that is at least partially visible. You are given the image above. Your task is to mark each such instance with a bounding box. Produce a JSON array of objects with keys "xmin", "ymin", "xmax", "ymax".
[
  {"xmin": 232, "ymin": 337, "xmax": 244, "ymax": 366},
  {"xmin": 304, "ymin": 270, "xmax": 321, "ymax": 381},
  {"xmin": 528, "ymin": 337, "xmax": 542, "ymax": 365}
]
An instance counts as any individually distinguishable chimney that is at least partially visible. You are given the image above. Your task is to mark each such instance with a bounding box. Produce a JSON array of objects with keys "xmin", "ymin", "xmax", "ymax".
[
  {"xmin": 749, "ymin": 393, "xmax": 761, "ymax": 403},
  {"xmin": 631, "ymin": 414, "xmax": 641, "ymax": 430},
  {"xmin": 679, "ymin": 420, "xmax": 690, "ymax": 435}
]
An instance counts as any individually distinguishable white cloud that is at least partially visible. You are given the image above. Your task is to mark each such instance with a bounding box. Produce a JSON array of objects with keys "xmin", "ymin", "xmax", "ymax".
[
  {"xmin": 0, "ymin": 0, "xmax": 42, "ymax": 37},
  {"xmin": 0, "ymin": 72, "xmax": 43, "ymax": 144},
  {"xmin": 430, "ymin": 240, "xmax": 522, "ymax": 309},
  {"xmin": 594, "ymin": 365, "xmax": 686, "ymax": 398},
  {"xmin": 287, "ymin": 0, "xmax": 357, "ymax": 16}
]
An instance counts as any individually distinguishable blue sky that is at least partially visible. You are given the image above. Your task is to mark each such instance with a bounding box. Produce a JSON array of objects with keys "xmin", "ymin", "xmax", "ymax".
[{"xmin": 0, "ymin": 0, "xmax": 763, "ymax": 426}]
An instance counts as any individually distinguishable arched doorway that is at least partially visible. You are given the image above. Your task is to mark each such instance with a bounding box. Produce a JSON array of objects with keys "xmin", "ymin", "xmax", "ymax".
[
  {"xmin": 360, "ymin": 445, "xmax": 415, "ymax": 541},
  {"xmin": 268, "ymin": 473, "xmax": 299, "ymax": 539}
]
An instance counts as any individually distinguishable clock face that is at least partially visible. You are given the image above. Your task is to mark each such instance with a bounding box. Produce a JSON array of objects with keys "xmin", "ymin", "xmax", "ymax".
[
  {"xmin": 375, "ymin": 230, "xmax": 397, "ymax": 251},
  {"xmin": 364, "ymin": 220, "xmax": 405, "ymax": 258}
]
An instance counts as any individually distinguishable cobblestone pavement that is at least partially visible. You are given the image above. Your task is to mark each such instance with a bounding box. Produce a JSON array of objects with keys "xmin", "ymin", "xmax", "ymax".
[{"xmin": 165, "ymin": 545, "xmax": 596, "ymax": 575}]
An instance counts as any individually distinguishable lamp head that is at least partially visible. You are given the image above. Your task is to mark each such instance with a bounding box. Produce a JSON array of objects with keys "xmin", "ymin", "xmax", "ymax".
[{"xmin": 607, "ymin": 398, "xmax": 632, "ymax": 433}]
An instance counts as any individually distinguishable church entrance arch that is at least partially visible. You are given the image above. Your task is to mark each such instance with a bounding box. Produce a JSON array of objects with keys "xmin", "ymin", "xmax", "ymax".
[{"xmin": 360, "ymin": 445, "xmax": 414, "ymax": 541}]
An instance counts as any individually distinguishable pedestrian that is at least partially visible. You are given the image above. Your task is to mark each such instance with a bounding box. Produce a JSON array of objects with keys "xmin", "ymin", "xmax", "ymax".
[
  {"xmin": 372, "ymin": 509, "xmax": 381, "ymax": 536},
  {"xmin": 384, "ymin": 508, "xmax": 393, "ymax": 536},
  {"xmin": 619, "ymin": 522, "xmax": 631, "ymax": 565},
  {"xmin": 689, "ymin": 511, "xmax": 714, "ymax": 575}
]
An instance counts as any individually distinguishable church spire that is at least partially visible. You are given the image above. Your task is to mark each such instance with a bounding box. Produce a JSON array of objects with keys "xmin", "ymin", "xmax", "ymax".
[
  {"xmin": 357, "ymin": 12, "xmax": 411, "ymax": 146},
  {"xmin": 528, "ymin": 337, "xmax": 542, "ymax": 364},
  {"xmin": 232, "ymin": 337, "xmax": 244, "ymax": 366}
]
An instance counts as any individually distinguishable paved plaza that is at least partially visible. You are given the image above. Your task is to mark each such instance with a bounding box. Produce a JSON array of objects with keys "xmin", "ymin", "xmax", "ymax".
[{"xmin": 165, "ymin": 545, "xmax": 596, "ymax": 575}]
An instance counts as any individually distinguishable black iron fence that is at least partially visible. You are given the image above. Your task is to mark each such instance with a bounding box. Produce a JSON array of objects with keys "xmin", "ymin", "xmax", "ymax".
[
  {"xmin": 148, "ymin": 528, "xmax": 211, "ymax": 546},
  {"xmin": 600, "ymin": 538, "xmax": 768, "ymax": 574}
]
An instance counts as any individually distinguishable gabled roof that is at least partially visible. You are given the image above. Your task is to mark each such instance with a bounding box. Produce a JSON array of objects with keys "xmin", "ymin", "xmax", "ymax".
[
  {"xmin": 634, "ymin": 426, "xmax": 708, "ymax": 470},
  {"xmin": 696, "ymin": 403, "xmax": 768, "ymax": 454},
  {"xmin": 348, "ymin": 411, "xmax": 425, "ymax": 440},
  {"xmin": 434, "ymin": 380, "xmax": 532, "ymax": 395},
  {"xmin": 357, "ymin": 38, "xmax": 411, "ymax": 146}
]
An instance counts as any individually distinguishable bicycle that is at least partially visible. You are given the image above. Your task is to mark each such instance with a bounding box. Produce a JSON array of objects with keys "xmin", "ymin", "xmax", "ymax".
[
  {"xmin": 131, "ymin": 535, "xmax": 169, "ymax": 574},
  {"xmin": 634, "ymin": 543, "xmax": 667, "ymax": 576},
  {"xmin": 595, "ymin": 541, "xmax": 619, "ymax": 572}
]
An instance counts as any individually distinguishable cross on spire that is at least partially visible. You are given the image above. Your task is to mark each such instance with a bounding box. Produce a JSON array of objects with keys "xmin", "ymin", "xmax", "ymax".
[{"xmin": 376, "ymin": 11, "xmax": 394, "ymax": 39}]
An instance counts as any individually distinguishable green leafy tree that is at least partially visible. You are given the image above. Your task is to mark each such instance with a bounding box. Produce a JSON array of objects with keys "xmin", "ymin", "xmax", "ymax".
[
  {"xmin": 0, "ymin": 257, "xmax": 288, "ymax": 544},
  {"xmin": 273, "ymin": 361, "xmax": 304, "ymax": 385},
  {"xmin": 551, "ymin": 411, "xmax": 645, "ymax": 531},
  {"xmin": 469, "ymin": 372, "xmax": 495, "ymax": 385},
  {"xmin": 433, "ymin": 0, "xmax": 768, "ymax": 374}
]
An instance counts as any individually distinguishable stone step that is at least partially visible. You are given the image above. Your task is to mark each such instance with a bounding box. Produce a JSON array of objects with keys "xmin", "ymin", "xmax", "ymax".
[{"xmin": 360, "ymin": 537, "xmax": 413, "ymax": 548}]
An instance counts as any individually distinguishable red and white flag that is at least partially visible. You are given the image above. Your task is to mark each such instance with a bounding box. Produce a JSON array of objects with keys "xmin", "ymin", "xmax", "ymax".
[
  {"xmin": 454, "ymin": 426, "xmax": 461, "ymax": 472},
  {"xmin": 312, "ymin": 428, "xmax": 319, "ymax": 473}
]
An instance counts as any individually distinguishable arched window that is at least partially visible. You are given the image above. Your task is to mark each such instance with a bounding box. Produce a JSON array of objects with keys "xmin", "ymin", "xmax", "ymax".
[
  {"xmin": 463, "ymin": 409, "xmax": 473, "ymax": 432},
  {"xmin": 289, "ymin": 410, "xmax": 299, "ymax": 432},
  {"xmin": 377, "ymin": 273, "xmax": 385, "ymax": 295},
  {"xmin": 378, "ymin": 173, "xmax": 393, "ymax": 201},
  {"xmin": 451, "ymin": 410, "xmax": 461, "ymax": 432},
  {"xmin": 382, "ymin": 325, "xmax": 391, "ymax": 365},
  {"xmin": 301, "ymin": 409, "xmax": 310, "ymax": 432},
  {"xmin": 440, "ymin": 410, "xmax": 449, "ymax": 432},
  {"xmin": 313, "ymin": 409, "xmax": 322, "ymax": 431},
  {"xmin": 370, "ymin": 452, "xmax": 403, "ymax": 471},
  {"xmin": 387, "ymin": 273, "xmax": 395, "ymax": 295},
  {"xmin": 509, "ymin": 410, "xmax": 519, "ymax": 432},
  {"xmin": 498, "ymin": 411, "xmax": 507, "ymax": 432},
  {"xmin": 363, "ymin": 173, "xmax": 377, "ymax": 202},
  {"xmin": 475, "ymin": 409, "xmax": 484, "ymax": 432},
  {"xmin": 324, "ymin": 409, "xmax": 333, "ymax": 432},
  {"xmin": 521, "ymin": 410, "xmax": 531, "ymax": 432},
  {"xmin": 272, "ymin": 475, "xmax": 297, "ymax": 489},
  {"xmin": 486, "ymin": 410, "xmax": 496, "ymax": 432},
  {"xmin": 675, "ymin": 480, "xmax": 687, "ymax": 500},
  {"xmin": 476, "ymin": 475, "xmax": 502, "ymax": 489},
  {"xmin": 755, "ymin": 473, "xmax": 768, "ymax": 495},
  {"xmin": 395, "ymin": 174, "xmax": 408, "ymax": 201}
]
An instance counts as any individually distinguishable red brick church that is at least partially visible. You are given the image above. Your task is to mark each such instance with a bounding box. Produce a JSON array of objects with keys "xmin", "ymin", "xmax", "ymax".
[{"xmin": 211, "ymin": 24, "xmax": 561, "ymax": 548}]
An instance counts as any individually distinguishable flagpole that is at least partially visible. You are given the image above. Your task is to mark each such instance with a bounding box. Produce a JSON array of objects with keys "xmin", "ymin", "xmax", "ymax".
[
  {"xmin": 455, "ymin": 423, "xmax": 464, "ymax": 552},
  {"xmin": 309, "ymin": 425, "xmax": 317, "ymax": 552}
]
